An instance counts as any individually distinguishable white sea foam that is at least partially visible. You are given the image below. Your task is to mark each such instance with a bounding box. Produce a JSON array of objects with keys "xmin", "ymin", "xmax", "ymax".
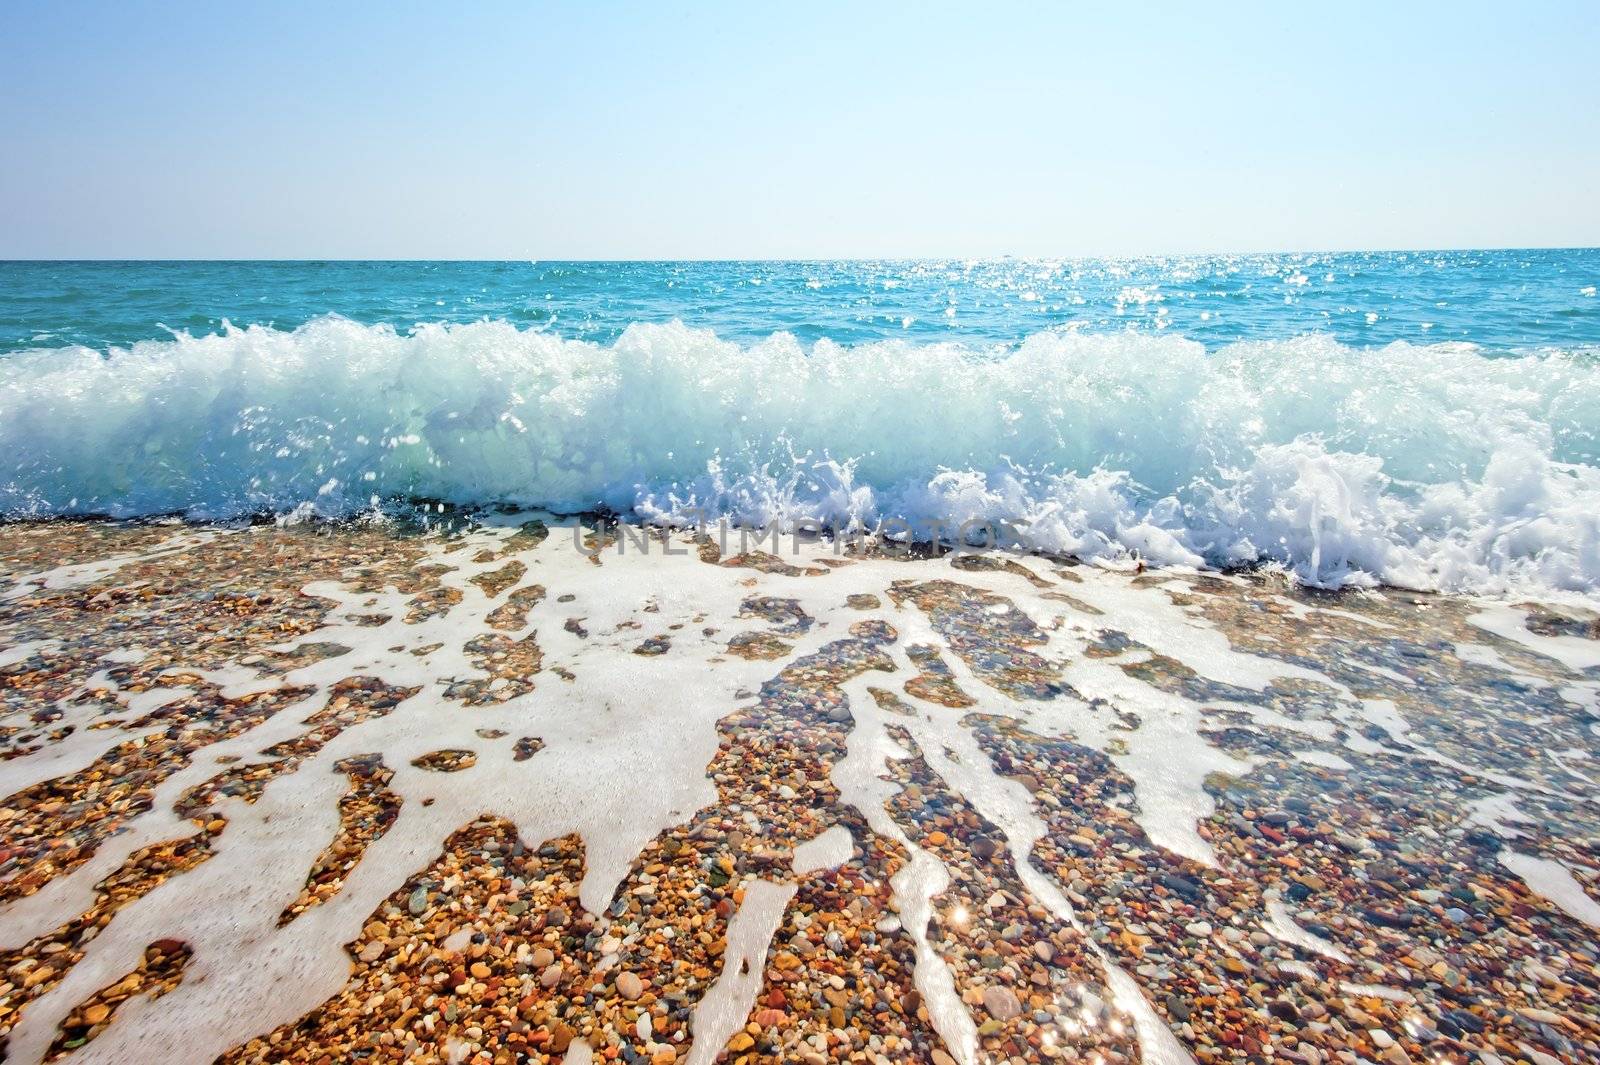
[
  {"xmin": 4, "ymin": 519, "xmax": 1588, "ymax": 1063},
  {"xmin": 4, "ymin": 318, "xmax": 1599, "ymax": 596},
  {"xmin": 1497, "ymin": 850, "xmax": 1600, "ymax": 929},
  {"xmin": 685, "ymin": 880, "xmax": 796, "ymax": 1065}
]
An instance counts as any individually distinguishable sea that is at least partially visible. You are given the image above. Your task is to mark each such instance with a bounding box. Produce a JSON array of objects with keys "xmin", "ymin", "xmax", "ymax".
[{"xmin": 2, "ymin": 252, "xmax": 1598, "ymax": 596}]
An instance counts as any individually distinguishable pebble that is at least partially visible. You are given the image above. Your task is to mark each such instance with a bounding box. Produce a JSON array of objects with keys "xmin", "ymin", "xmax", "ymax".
[
  {"xmin": 981, "ymin": 985, "xmax": 1022, "ymax": 1021},
  {"xmin": 9, "ymin": 520, "xmax": 1597, "ymax": 1065}
]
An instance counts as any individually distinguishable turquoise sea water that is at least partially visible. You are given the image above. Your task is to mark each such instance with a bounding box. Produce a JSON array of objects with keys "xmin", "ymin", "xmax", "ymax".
[
  {"xmin": 2, "ymin": 252, "xmax": 1599, "ymax": 596},
  {"xmin": 4, "ymin": 251, "xmax": 1599, "ymax": 354}
]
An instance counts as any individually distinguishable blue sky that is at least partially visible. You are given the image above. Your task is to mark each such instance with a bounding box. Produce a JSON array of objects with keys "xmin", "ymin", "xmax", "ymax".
[{"xmin": 2, "ymin": 1, "xmax": 1596, "ymax": 258}]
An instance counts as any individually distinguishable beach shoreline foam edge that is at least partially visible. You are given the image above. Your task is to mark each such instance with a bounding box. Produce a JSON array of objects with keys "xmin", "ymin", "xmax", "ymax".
[
  {"xmin": 0, "ymin": 514, "xmax": 1596, "ymax": 1063},
  {"xmin": 2, "ymin": 320, "xmax": 1599, "ymax": 599}
]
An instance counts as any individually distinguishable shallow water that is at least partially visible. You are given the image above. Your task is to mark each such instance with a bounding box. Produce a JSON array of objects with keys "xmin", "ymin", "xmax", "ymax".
[{"xmin": 0, "ymin": 517, "xmax": 1595, "ymax": 1064}]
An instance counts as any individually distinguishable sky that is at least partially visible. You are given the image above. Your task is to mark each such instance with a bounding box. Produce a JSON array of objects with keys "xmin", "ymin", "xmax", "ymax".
[{"xmin": 2, "ymin": 1, "xmax": 1597, "ymax": 259}]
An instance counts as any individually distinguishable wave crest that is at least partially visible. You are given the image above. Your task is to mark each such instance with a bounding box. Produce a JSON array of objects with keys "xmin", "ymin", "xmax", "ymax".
[{"xmin": 3, "ymin": 317, "xmax": 1599, "ymax": 596}]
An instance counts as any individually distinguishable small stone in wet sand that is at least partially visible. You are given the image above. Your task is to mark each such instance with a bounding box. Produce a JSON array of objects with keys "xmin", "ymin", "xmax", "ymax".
[{"xmin": 982, "ymin": 984, "xmax": 1021, "ymax": 1020}]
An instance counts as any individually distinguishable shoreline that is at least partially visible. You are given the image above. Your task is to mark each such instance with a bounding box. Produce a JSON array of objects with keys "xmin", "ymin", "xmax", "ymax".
[
  {"xmin": 1, "ymin": 516, "xmax": 1596, "ymax": 1064},
  {"xmin": 5, "ymin": 508, "xmax": 1598, "ymax": 609}
]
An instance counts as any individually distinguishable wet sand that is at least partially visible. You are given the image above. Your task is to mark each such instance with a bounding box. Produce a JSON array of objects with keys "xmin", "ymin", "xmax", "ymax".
[{"xmin": 1, "ymin": 516, "xmax": 1596, "ymax": 1065}]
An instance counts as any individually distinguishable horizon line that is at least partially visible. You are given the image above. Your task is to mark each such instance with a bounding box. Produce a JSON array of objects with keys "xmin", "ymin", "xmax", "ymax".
[{"xmin": 3, "ymin": 244, "xmax": 1600, "ymax": 265}]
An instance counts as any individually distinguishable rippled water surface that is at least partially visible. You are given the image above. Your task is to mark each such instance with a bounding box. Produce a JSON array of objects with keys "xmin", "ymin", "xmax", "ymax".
[{"xmin": 4, "ymin": 251, "xmax": 1598, "ymax": 354}]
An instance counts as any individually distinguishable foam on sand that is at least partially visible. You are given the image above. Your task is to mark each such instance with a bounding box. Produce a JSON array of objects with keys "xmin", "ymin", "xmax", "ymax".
[
  {"xmin": 1497, "ymin": 850, "xmax": 1600, "ymax": 929},
  {"xmin": 685, "ymin": 880, "xmax": 797, "ymax": 1065},
  {"xmin": 3, "ymin": 517, "xmax": 1598, "ymax": 1064}
]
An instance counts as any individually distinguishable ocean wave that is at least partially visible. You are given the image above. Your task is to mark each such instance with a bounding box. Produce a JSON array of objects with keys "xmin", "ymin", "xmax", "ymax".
[{"xmin": 3, "ymin": 317, "xmax": 1599, "ymax": 597}]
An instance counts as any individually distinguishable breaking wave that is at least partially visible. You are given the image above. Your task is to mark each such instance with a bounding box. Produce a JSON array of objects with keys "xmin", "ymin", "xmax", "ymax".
[{"xmin": 3, "ymin": 317, "xmax": 1599, "ymax": 596}]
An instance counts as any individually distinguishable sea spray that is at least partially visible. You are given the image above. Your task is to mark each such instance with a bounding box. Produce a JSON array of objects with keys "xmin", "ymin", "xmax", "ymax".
[{"xmin": 3, "ymin": 318, "xmax": 1599, "ymax": 595}]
